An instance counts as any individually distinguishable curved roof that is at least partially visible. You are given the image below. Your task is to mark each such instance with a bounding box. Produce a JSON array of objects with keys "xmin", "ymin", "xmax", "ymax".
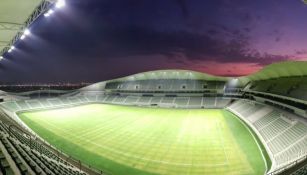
[
  {"xmin": 0, "ymin": 0, "xmax": 54, "ymax": 58},
  {"xmin": 82, "ymin": 61, "xmax": 307, "ymax": 91},
  {"xmin": 109, "ymin": 61, "xmax": 307, "ymax": 84},
  {"xmin": 80, "ymin": 70, "xmax": 229, "ymax": 91},
  {"xmin": 109, "ymin": 69, "xmax": 229, "ymax": 82},
  {"xmin": 238, "ymin": 61, "xmax": 307, "ymax": 84}
]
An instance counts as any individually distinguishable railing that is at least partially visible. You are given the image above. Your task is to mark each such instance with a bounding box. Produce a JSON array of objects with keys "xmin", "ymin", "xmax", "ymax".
[
  {"xmin": 267, "ymin": 155, "xmax": 307, "ymax": 175},
  {"xmin": 7, "ymin": 122, "xmax": 110, "ymax": 175}
]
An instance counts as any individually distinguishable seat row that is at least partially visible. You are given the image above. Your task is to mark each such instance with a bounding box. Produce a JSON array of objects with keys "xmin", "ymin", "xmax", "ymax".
[
  {"xmin": 1, "ymin": 95, "xmax": 232, "ymax": 112},
  {"xmin": 0, "ymin": 121, "xmax": 86, "ymax": 175},
  {"xmin": 227, "ymin": 100, "xmax": 307, "ymax": 171}
]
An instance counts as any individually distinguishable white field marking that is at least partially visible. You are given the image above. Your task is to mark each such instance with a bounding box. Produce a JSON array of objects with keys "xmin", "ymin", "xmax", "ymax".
[
  {"xmin": 45, "ymin": 104, "xmax": 131, "ymax": 135},
  {"xmin": 230, "ymin": 111, "xmax": 268, "ymax": 175},
  {"xmin": 216, "ymin": 122, "xmax": 229, "ymax": 165},
  {"xmin": 74, "ymin": 110, "xmax": 134, "ymax": 137},
  {"xmin": 76, "ymin": 108, "xmax": 157, "ymax": 138},
  {"xmin": 78, "ymin": 112, "xmax": 156, "ymax": 142},
  {"xmin": 33, "ymin": 113, "xmax": 229, "ymax": 167}
]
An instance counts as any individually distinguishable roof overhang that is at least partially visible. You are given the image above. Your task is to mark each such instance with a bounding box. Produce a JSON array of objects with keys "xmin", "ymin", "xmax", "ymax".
[{"xmin": 0, "ymin": 0, "xmax": 55, "ymax": 59}]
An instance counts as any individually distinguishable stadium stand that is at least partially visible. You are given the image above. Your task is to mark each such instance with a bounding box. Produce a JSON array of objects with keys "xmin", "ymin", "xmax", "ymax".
[
  {"xmin": 291, "ymin": 164, "xmax": 307, "ymax": 175},
  {"xmin": 0, "ymin": 95, "xmax": 232, "ymax": 113},
  {"xmin": 227, "ymin": 100, "xmax": 307, "ymax": 172},
  {"xmin": 1, "ymin": 64, "xmax": 307, "ymax": 174},
  {"xmin": 0, "ymin": 120, "xmax": 86, "ymax": 175}
]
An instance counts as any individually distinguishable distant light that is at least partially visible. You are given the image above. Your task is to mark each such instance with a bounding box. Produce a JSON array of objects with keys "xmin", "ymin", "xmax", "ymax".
[
  {"xmin": 0, "ymin": 56, "xmax": 3, "ymax": 60},
  {"xmin": 11, "ymin": 46, "xmax": 15, "ymax": 50},
  {"xmin": 56, "ymin": 0, "xmax": 65, "ymax": 8}
]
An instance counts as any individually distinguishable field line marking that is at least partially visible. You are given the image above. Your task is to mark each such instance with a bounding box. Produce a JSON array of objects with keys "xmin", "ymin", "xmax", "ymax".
[
  {"xmin": 33, "ymin": 115, "xmax": 228, "ymax": 167},
  {"xmin": 216, "ymin": 122, "xmax": 229, "ymax": 165},
  {"xmin": 228, "ymin": 110, "xmax": 268, "ymax": 175}
]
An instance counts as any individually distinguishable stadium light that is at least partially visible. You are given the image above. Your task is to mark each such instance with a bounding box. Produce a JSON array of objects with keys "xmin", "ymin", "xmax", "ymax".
[
  {"xmin": 20, "ymin": 29, "xmax": 31, "ymax": 40},
  {"xmin": 56, "ymin": 0, "xmax": 65, "ymax": 8},
  {"xmin": 44, "ymin": 9, "xmax": 54, "ymax": 17},
  {"xmin": 20, "ymin": 35, "xmax": 26, "ymax": 40},
  {"xmin": 24, "ymin": 29, "xmax": 30, "ymax": 36},
  {"xmin": 8, "ymin": 46, "xmax": 15, "ymax": 53}
]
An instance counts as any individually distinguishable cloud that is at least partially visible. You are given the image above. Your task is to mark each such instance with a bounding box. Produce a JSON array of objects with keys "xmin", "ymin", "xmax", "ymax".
[
  {"xmin": 89, "ymin": 26, "xmax": 292, "ymax": 66},
  {"xmin": 174, "ymin": 0, "xmax": 189, "ymax": 18}
]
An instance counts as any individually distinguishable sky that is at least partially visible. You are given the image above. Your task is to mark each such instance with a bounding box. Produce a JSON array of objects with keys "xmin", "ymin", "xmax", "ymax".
[{"xmin": 1, "ymin": 0, "xmax": 307, "ymax": 83}]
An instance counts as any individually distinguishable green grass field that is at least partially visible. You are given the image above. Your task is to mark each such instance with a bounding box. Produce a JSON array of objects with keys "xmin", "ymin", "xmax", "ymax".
[{"xmin": 18, "ymin": 104, "xmax": 268, "ymax": 175}]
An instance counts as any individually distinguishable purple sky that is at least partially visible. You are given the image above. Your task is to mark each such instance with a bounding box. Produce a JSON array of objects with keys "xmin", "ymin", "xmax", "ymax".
[{"xmin": 1, "ymin": 0, "xmax": 307, "ymax": 83}]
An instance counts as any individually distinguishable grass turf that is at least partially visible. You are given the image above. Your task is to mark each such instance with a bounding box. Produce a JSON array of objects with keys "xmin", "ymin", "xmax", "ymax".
[{"xmin": 18, "ymin": 104, "xmax": 267, "ymax": 175}]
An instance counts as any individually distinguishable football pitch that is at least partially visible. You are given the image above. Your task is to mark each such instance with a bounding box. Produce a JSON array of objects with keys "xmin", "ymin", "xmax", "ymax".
[{"xmin": 18, "ymin": 104, "xmax": 268, "ymax": 175}]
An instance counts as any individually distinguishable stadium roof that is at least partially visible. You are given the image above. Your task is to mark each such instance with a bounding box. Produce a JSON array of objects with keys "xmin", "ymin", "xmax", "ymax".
[
  {"xmin": 80, "ymin": 61, "xmax": 307, "ymax": 91},
  {"xmin": 109, "ymin": 70, "xmax": 229, "ymax": 82},
  {"xmin": 109, "ymin": 61, "xmax": 307, "ymax": 83},
  {"xmin": 239, "ymin": 61, "xmax": 307, "ymax": 83},
  {"xmin": 0, "ymin": 0, "xmax": 55, "ymax": 59}
]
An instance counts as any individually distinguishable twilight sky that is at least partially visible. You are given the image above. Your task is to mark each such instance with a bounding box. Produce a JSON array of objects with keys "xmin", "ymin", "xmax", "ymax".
[{"xmin": 1, "ymin": 0, "xmax": 307, "ymax": 83}]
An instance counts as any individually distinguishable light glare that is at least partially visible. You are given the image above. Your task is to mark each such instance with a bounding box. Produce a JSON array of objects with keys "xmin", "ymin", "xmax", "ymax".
[
  {"xmin": 56, "ymin": 0, "xmax": 65, "ymax": 8},
  {"xmin": 24, "ymin": 29, "xmax": 30, "ymax": 35},
  {"xmin": 20, "ymin": 35, "xmax": 26, "ymax": 40},
  {"xmin": 44, "ymin": 9, "xmax": 54, "ymax": 17}
]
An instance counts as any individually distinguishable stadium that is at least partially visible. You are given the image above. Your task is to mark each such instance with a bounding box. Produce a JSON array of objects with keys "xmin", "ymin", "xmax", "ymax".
[{"xmin": 0, "ymin": 0, "xmax": 307, "ymax": 175}]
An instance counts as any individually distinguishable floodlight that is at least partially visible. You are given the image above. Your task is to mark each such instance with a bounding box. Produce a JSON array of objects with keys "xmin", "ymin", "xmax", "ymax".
[
  {"xmin": 48, "ymin": 9, "xmax": 54, "ymax": 14},
  {"xmin": 8, "ymin": 46, "xmax": 15, "ymax": 53},
  {"xmin": 44, "ymin": 10, "xmax": 54, "ymax": 17},
  {"xmin": 56, "ymin": 0, "xmax": 65, "ymax": 8},
  {"xmin": 44, "ymin": 13, "xmax": 50, "ymax": 17},
  {"xmin": 20, "ymin": 35, "xmax": 26, "ymax": 40},
  {"xmin": 24, "ymin": 29, "xmax": 30, "ymax": 36},
  {"xmin": 0, "ymin": 56, "xmax": 3, "ymax": 60}
]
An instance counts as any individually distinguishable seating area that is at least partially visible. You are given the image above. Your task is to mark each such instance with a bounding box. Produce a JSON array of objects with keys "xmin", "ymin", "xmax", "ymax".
[
  {"xmin": 245, "ymin": 76, "xmax": 307, "ymax": 101},
  {"xmin": 0, "ymin": 95, "xmax": 232, "ymax": 112},
  {"xmin": 292, "ymin": 163, "xmax": 307, "ymax": 175},
  {"xmin": 2, "ymin": 94, "xmax": 307, "ymax": 174},
  {"xmin": 0, "ymin": 120, "xmax": 86, "ymax": 175},
  {"xmin": 105, "ymin": 79, "xmax": 225, "ymax": 92},
  {"xmin": 228, "ymin": 100, "xmax": 307, "ymax": 172}
]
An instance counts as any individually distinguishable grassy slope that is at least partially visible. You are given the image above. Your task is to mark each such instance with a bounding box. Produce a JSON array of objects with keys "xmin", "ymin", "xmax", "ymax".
[{"xmin": 19, "ymin": 104, "xmax": 266, "ymax": 175}]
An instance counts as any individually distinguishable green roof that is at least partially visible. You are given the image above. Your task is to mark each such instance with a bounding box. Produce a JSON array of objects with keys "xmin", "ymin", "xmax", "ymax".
[
  {"xmin": 0, "ymin": 0, "xmax": 53, "ymax": 57},
  {"xmin": 108, "ymin": 69, "xmax": 229, "ymax": 82},
  {"xmin": 81, "ymin": 61, "xmax": 307, "ymax": 91},
  {"xmin": 238, "ymin": 61, "xmax": 307, "ymax": 84}
]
